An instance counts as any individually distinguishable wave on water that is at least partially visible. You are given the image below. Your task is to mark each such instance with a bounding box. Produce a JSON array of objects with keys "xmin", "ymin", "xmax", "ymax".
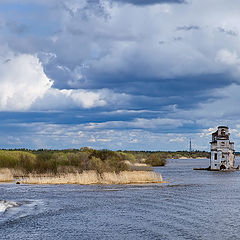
[{"xmin": 0, "ymin": 200, "xmax": 21, "ymax": 213}]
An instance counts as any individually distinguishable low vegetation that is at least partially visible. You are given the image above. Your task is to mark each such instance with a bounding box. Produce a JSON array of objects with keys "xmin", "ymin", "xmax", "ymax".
[
  {"xmin": 145, "ymin": 153, "xmax": 167, "ymax": 167},
  {"xmin": 122, "ymin": 150, "xmax": 210, "ymax": 162},
  {"xmin": 0, "ymin": 149, "xmax": 130, "ymax": 175}
]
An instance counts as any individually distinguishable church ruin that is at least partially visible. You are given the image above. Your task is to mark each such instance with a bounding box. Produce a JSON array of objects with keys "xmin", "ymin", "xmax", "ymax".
[{"xmin": 210, "ymin": 126, "xmax": 235, "ymax": 170}]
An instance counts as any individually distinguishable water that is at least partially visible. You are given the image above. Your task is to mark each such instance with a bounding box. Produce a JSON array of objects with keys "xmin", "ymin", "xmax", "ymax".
[{"xmin": 1, "ymin": 158, "xmax": 240, "ymax": 240}]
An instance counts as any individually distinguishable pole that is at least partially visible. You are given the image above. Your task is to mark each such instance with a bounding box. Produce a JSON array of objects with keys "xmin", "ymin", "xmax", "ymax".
[{"xmin": 190, "ymin": 138, "xmax": 192, "ymax": 153}]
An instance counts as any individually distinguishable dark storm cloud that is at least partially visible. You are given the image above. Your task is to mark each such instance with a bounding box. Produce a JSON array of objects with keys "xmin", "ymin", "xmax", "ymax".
[
  {"xmin": 112, "ymin": 0, "xmax": 187, "ymax": 5},
  {"xmin": 60, "ymin": 70, "xmax": 233, "ymax": 114},
  {"xmin": 84, "ymin": 72, "xmax": 231, "ymax": 96}
]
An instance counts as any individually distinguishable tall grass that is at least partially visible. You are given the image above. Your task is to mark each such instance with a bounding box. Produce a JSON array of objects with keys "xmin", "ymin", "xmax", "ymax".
[
  {"xmin": 19, "ymin": 171, "xmax": 163, "ymax": 185},
  {"xmin": 101, "ymin": 171, "xmax": 163, "ymax": 184},
  {"xmin": 0, "ymin": 168, "xmax": 14, "ymax": 182}
]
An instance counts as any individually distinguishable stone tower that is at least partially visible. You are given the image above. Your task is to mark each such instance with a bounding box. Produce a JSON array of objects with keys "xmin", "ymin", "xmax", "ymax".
[{"xmin": 210, "ymin": 126, "xmax": 235, "ymax": 170}]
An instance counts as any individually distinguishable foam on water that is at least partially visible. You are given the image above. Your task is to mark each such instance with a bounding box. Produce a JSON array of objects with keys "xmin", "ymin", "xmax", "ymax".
[{"xmin": 0, "ymin": 200, "xmax": 21, "ymax": 213}]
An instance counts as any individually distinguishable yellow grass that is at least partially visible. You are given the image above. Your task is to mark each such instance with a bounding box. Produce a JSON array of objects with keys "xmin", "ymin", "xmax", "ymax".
[
  {"xmin": 124, "ymin": 161, "xmax": 153, "ymax": 171},
  {"xmin": 19, "ymin": 171, "xmax": 164, "ymax": 185},
  {"xmin": 0, "ymin": 168, "xmax": 14, "ymax": 182}
]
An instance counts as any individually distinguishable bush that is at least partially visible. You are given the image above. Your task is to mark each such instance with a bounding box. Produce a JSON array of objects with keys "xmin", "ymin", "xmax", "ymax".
[
  {"xmin": 117, "ymin": 152, "xmax": 136, "ymax": 163},
  {"xmin": 90, "ymin": 157, "xmax": 109, "ymax": 173},
  {"xmin": 145, "ymin": 154, "xmax": 166, "ymax": 167},
  {"xmin": 66, "ymin": 152, "xmax": 90, "ymax": 169},
  {"xmin": 0, "ymin": 151, "xmax": 36, "ymax": 171},
  {"xmin": 105, "ymin": 157, "xmax": 129, "ymax": 173}
]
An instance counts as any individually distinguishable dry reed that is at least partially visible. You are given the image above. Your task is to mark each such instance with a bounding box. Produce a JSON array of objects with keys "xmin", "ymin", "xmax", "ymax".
[
  {"xmin": 19, "ymin": 171, "xmax": 163, "ymax": 185},
  {"xmin": 0, "ymin": 168, "xmax": 14, "ymax": 182}
]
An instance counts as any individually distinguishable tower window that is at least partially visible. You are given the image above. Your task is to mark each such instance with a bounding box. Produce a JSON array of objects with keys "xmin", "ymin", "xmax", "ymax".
[{"xmin": 214, "ymin": 153, "xmax": 217, "ymax": 160}]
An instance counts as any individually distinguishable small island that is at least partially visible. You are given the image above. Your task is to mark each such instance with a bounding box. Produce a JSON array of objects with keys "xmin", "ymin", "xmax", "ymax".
[
  {"xmin": 0, "ymin": 148, "xmax": 165, "ymax": 185},
  {"xmin": 0, "ymin": 148, "xmax": 210, "ymax": 185}
]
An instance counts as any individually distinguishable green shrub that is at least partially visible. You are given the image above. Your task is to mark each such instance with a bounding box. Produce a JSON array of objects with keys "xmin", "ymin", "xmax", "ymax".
[
  {"xmin": 105, "ymin": 157, "xmax": 129, "ymax": 173},
  {"xmin": 145, "ymin": 154, "xmax": 167, "ymax": 167},
  {"xmin": 66, "ymin": 152, "xmax": 90, "ymax": 169},
  {"xmin": 90, "ymin": 157, "xmax": 109, "ymax": 173},
  {"xmin": 0, "ymin": 151, "xmax": 36, "ymax": 171}
]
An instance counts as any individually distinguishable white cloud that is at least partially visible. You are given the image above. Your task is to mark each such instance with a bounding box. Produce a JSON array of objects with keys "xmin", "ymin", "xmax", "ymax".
[
  {"xmin": 60, "ymin": 89, "xmax": 106, "ymax": 108},
  {"xmin": 216, "ymin": 49, "xmax": 239, "ymax": 66},
  {"xmin": 215, "ymin": 49, "xmax": 240, "ymax": 80},
  {"xmin": 0, "ymin": 122, "xmax": 204, "ymax": 150},
  {"xmin": 0, "ymin": 48, "xmax": 131, "ymax": 111},
  {"xmin": 169, "ymin": 137, "xmax": 186, "ymax": 142},
  {"xmin": 199, "ymin": 127, "xmax": 217, "ymax": 138},
  {"xmin": 32, "ymin": 87, "xmax": 129, "ymax": 110},
  {"xmin": 37, "ymin": 52, "xmax": 57, "ymax": 65},
  {"xmin": 0, "ymin": 51, "xmax": 53, "ymax": 111}
]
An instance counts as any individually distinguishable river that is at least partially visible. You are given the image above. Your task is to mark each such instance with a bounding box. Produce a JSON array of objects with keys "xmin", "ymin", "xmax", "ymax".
[{"xmin": 1, "ymin": 158, "xmax": 240, "ymax": 240}]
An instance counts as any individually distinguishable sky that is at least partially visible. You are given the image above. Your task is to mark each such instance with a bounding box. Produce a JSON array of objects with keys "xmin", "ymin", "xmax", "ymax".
[{"xmin": 0, "ymin": 0, "xmax": 240, "ymax": 151}]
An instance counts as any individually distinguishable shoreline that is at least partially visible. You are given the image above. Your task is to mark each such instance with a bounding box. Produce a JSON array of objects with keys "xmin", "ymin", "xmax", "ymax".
[
  {"xmin": 0, "ymin": 170, "xmax": 165, "ymax": 185},
  {"xmin": 173, "ymin": 157, "xmax": 209, "ymax": 160}
]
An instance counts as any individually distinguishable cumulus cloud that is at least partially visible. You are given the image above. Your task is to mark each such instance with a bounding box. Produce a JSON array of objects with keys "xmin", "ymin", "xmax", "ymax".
[
  {"xmin": 2, "ymin": 0, "xmax": 240, "ymax": 149},
  {"xmin": 0, "ymin": 48, "xmax": 129, "ymax": 111},
  {"xmin": 0, "ymin": 122, "xmax": 199, "ymax": 150},
  {"xmin": 215, "ymin": 49, "xmax": 240, "ymax": 80},
  {"xmin": 0, "ymin": 51, "xmax": 53, "ymax": 111},
  {"xmin": 169, "ymin": 137, "xmax": 186, "ymax": 142},
  {"xmin": 32, "ymin": 88, "xmax": 107, "ymax": 110},
  {"xmin": 32, "ymin": 87, "xmax": 130, "ymax": 110}
]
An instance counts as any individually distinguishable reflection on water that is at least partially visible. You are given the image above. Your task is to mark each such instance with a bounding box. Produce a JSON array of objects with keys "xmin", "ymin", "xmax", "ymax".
[{"xmin": 1, "ymin": 158, "xmax": 240, "ymax": 240}]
